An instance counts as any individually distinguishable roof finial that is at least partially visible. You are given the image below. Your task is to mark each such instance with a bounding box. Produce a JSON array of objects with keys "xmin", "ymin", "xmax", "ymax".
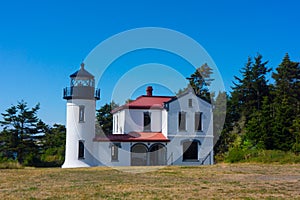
[{"xmin": 80, "ymin": 62, "xmax": 85, "ymax": 70}]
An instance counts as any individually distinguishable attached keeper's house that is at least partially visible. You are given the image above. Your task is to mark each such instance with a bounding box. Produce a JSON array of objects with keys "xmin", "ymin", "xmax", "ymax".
[{"xmin": 62, "ymin": 64, "xmax": 214, "ymax": 168}]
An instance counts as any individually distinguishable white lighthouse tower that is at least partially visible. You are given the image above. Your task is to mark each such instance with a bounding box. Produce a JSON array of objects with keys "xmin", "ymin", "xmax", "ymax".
[{"xmin": 62, "ymin": 63, "xmax": 100, "ymax": 168}]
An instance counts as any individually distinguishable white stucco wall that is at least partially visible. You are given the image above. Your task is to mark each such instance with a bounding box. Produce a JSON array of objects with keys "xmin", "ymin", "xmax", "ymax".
[
  {"xmin": 166, "ymin": 92, "xmax": 214, "ymax": 165},
  {"xmin": 166, "ymin": 136, "xmax": 214, "ymax": 165},
  {"xmin": 62, "ymin": 99, "xmax": 96, "ymax": 168},
  {"xmin": 167, "ymin": 92, "xmax": 213, "ymax": 136},
  {"xmin": 114, "ymin": 108, "xmax": 163, "ymax": 134},
  {"xmin": 92, "ymin": 142, "xmax": 131, "ymax": 166}
]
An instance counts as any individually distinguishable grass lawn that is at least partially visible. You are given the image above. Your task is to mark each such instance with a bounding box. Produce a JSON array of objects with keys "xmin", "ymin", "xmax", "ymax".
[{"xmin": 1, "ymin": 163, "xmax": 300, "ymax": 199}]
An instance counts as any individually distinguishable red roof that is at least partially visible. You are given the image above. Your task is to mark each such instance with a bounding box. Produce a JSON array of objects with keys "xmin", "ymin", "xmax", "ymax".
[
  {"xmin": 93, "ymin": 132, "xmax": 170, "ymax": 142},
  {"xmin": 112, "ymin": 95, "xmax": 174, "ymax": 113}
]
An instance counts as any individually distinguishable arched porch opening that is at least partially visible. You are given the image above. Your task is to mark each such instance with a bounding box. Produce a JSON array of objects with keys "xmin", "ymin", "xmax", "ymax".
[
  {"xmin": 149, "ymin": 143, "xmax": 167, "ymax": 166},
  {"xmin": 131, "ymin": 143, "xmax": 148, "ymax": 166}
]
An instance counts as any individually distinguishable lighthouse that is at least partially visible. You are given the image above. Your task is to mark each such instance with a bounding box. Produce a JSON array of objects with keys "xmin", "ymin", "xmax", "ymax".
[{"xmin": 62, "ymin": 63, "xmax": 100, "ymax": 168}]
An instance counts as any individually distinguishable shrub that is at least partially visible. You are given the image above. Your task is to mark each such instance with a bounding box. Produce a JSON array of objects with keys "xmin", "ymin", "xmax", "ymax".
[
  {"xmin": 224, "ymin": 149, "xmax": 300, "ymax": 164},
  {"xmin": 0, "ymin": 160, "xmax": 23, "ymax": 169},
  {"xmin": 225, "ymin": 146, "xmax": 245, "ymax": 163}
]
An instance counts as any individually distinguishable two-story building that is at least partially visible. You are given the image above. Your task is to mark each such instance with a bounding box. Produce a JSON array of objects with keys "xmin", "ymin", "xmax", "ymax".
[{"xmin": 93, "ymin": 85, "xmax": 213, "ymax": 166}]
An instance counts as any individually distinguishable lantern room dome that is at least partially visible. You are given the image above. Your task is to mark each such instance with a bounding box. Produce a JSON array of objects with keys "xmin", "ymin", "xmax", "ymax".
[{"xmin": 70, "ymin": 63, "xmax": 94, "ymax": 78}]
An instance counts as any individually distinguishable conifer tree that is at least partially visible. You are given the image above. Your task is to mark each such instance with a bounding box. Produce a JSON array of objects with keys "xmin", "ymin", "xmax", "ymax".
[
  {"xmin": 272, "ymin": 53, "xmax": 300, "ymax": 116},
  {"xmin": 0, "ymin": 101, "xmax": 44, "ymax": 164},
  {"xmin": 245, "ymin": 96, "xmax": 273, "ymax": 149},
  {"xmin": 271, "ymin": 54, "xmax": 300, "ymax": 150},
  {"xmin": 96, "ymin": 102, "xmax": 118, "ymax": 135},
  {"xmin": 232, "ymin": 54, "xmax": 271, "ymax": 120},
  {"xmin": 40, "ymin": 124, "xmax": 66, "ymax": 166},
  {"xmin": 187, "ymin": 63, "xmax": 214, "ymax": 102}
]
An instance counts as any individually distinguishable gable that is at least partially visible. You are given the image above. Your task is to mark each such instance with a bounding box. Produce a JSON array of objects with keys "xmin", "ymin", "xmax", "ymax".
[{"xmin": 165, "ymin": 90, "xmax": 212, "ymax": 112}]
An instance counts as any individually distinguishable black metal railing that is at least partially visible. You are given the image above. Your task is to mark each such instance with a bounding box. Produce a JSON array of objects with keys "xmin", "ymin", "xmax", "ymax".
[{"xmin": 63, "ymin": 86, "xmax": 100, "ymax": 100}]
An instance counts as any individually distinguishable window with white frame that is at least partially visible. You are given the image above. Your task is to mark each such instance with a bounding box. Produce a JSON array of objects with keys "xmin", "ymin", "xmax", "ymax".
[
  {"xmin": 111, "ymin": 143, "xmax": 119, "ymax": 161},
  {"xmin": 195, "ymin": 112, "xmax": 202, "ymax": 131},
  {"xmin": 182, "ymin": 141, "xmax": 198, "ymax": 161},
  {"xmin": 144, "ymin": 112, "xmax": 151, "ymax": 132},
  {"xmin": 79, "ymin": 106, "xmax": 85, "ymax": 122},
  {"xmin": 188, "ymin": 99, "xmax": 193, "ymax": 107},
  {"xmin": 178, "ymin": 112, "xmax": 186, "ymax": 131},
  {"xmin": 78, "ymin": 140, "xmax": 85, "ymax": 159}
]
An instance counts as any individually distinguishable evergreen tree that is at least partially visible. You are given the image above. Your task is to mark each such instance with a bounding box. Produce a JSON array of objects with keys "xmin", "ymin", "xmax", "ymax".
[
  {"xmin": 213, "ymin": 92, "xmax": 227, "ymax": 145},
  {"xmin": 214, "ymin": 95, "xmax": 239, "ymax": 156},
  {"xmin": 271, "ymin": 54, "xmax": 300, "ymax": 151},
  {"xmin": 40, "ymin": 124, "xmax": 66, "ymax": 166},
  {"xmin": 245, "ymin": 96, "xmax": 273, "ymax": 149},
  {"xmin": 218, "ymin": 54, "xmax": 271, "ymax": 155},
  {"xmin": 0, "ymin": 101, "xmax": 44, "ymax": 164},
  {"xmin": 175, "ymin": 88, "xmax": 188, "ymax": 96},
  {"xmin": 0, "ymin": 129, "xmax": 15, "ymax": 160},
  {"xmin": 231, "ymin": 57, "xmax": 253, "ymax": 117},
  {"xmin": 272, "ymin": 97, "xmax": 295, "ymax": 150},
  {"xmin": 187, "ymin": 63, "xmax": 214, "ymax": 102},
  {"xmin": 291, "ymin": 117, "xmax": 300, "ymax": 154},
  {"xmin": 96, "ymin": 102, "xmax": 118, "ymax": 135},
  {"xmin": 232, "ymin": 54, "xmax": 271, "ymax": 120},
  {"xmin": 272, "ymin": 53, "xmax": 300, "ymax": 115}
]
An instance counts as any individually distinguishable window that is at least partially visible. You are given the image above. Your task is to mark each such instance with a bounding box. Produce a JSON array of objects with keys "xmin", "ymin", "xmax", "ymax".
[
  {"xmin": 144, "ymin": 112, "xmax": 151, "ymax": 132},
  {"xmin": 195, "ymin": 112, "xmax": 202, "ymax": 131},
  {"xmin": 116, "ymin": 116, "xmax": 118, "ymax": 133},
  {"xmin": 78, "ymin": 140, "xmax": 85, "ymax": 159},
  {"xmin": 79, "ymin": 106, "xmax": 85, "ymax": 122},
  {"xmin": 113, "ymin": 116, "xmax": 115, "ymax": 133},
  {"xmin": 183, "ymin": 141, "xmax": 198, "ymax": 161},
  {"xmin": 178, "ymin": 112, "xmax": 186, "ymax": 131},
  {"xmin": 111, "ymin": 144, "xmax": 119, "ymax": 161},
  {"xmin": 188, "ymin": 99, "xmax": 193, "ymax": 107}
]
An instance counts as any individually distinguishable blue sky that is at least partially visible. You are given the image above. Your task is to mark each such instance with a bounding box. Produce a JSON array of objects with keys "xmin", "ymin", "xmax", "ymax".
[{"xmin": 0, "ymin": 0, "xmax": 300, "ymax": 125}]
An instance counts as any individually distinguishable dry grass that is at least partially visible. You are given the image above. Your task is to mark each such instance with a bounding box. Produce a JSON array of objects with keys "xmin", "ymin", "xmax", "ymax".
[{"xmin": 1, "ymin": 163, "xmax": 300, "ymax": 199}]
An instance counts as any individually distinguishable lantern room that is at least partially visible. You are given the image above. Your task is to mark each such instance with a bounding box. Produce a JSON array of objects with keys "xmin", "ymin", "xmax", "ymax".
[{"xmin": 63, "ymin": 63, "xmax": 100, "ymax": 100}]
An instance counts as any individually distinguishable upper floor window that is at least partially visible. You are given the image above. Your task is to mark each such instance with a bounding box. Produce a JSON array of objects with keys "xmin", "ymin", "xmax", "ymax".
[
  {"xmin": 144, "ymin": 112, "xmax": 151, "ymax": 132},
  {"xmin": 195, "ymin": 112, "xmax": 202, "ymax": 131},
  {"xmin": 188, "ymin": 99, "xmax": 193, "ymax": 107},
  {"xmin": 113, "ymin": 116, "xmax": 115, "ymax": 133},
  {"xmin": 116, "ymin": 115, "xmax": 119, "ymax": 133},
  {"xmin": 79, "ymin": 106, "xmax": 85, "ymax": 122},
  {"xmin": 178, "ymin": 112, "xmax": 186, "ymax": 131}
]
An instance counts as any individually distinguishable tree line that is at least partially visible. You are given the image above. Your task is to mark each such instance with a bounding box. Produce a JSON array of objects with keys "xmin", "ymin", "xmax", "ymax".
[
  {"xmin": 214, "ymin": 53, "xmax": 300, "ymax": 162},
  {"xmin": 0, "ymin": 101, "xmax": 66, "ymax": 166}
]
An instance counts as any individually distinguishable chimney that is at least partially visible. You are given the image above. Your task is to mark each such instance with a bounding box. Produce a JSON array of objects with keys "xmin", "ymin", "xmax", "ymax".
[{"xmin": 146, "ymin": 86, "xmax": 153, "ymax": 96}]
